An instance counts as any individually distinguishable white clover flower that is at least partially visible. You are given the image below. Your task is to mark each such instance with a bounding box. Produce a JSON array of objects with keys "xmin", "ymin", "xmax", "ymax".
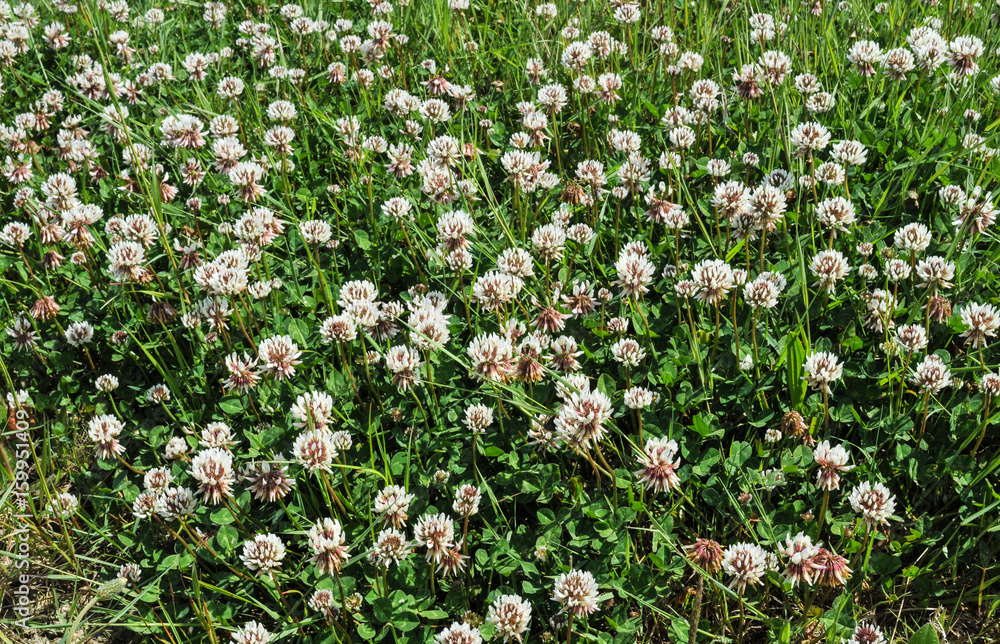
[{"xmin": 849, "ymin": 481, "xmax": 896, "ymax": 527}]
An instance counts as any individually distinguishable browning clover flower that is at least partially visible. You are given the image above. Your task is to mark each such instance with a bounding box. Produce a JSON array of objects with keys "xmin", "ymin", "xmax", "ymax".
[
  {"xmin": 894, "ymin": 222, "xmax": 932, "ymax": 253},
  {"xmin": 307, "ymin": 589, "xmax": 337, "ymax": 616},
  {"xmin": 554, "ymin": 390, "xmax": 613, "ymax": 450},
  {"xmin": 812, "ymin": 548, "xmax": 852, "ymax": 587},
  {"xmin": 290, "ymin": 390, "xmax": 335, "ymax": 430},
  {"xmin": 385, "ymin": 345, "xmax": 423, "ymax": 391},
  {"xmin": 190, "ymin": 447, "xmax": 235, "ymax": 504},
  {"xmin": 744, "ymin": 276, "xmax": 781, "ymax": 309},
  {"xmin": 258, "ymin": 335, "xmax": 302, "ymax": 380},
  {"xmin": 789, "ymin": 121, "xmax": 831, "ymax": 156},
  {"xmin": 915, "ymin": 256, "xmax": 955, "ymax": 290},
  {"xmin": 779, "ymin": 532, "xmax": 821, "ymax": 586},
  {"xmin": 88, "ymin": 414, "xmax": 125, "ymax": 460},
  {"xmin": 815, "ymin": 197, "xmax": 856, "ymax": 233},
  {"xmin": 308, "ymin": 517, "xmax": 350, "ymax": 574},
  {"xmin": 634, "ymin": 436, "xmax": 681, "ymax": 493},
  {"xmin": 813, "ymin": 440, "xmax": 853, "ymax": 491},
  {"xmin": 452, "ymin": 484, "xmax": 482, "ymax": 517},
  {"xmin": 467, "ymin": 333, "xmax": 514, "ymax": 382},
  {"xmin": 847, "ymin": 622, "xmax": 887, "ymax": 644},
  {"xmin": 154, "ymin": 487, "xmax": 198, "ymax": 521},
  {"xmin": 223, "ymin": 352, "xmax": 260, "ymax": 393},
  {"xmin": 847, "ymin": 40, "xmax": 883, "ymax": 76},
  {"xmin": 895, "ymin": 324, "xmax": 928, "ymax": 353},
  {"xmin": 243, "ymin": 457, "xmax": 296, "ymax": 502},
  {"xmin": 685, "ymin": 538, "xmax": 724, "ymax": 572}
]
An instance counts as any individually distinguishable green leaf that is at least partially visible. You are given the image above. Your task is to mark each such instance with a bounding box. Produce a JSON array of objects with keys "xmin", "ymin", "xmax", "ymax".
[
  {"xmin": 701, "ymin": 487, "xmax": 722, "ymax": 506},
  {"xmin": 728, "ymin": 441, "xmax": 751, "ymax": 468},
  {"xmin": 779, "ymin": 621, "xmax": 791, "ymax": 644},
  {"xmin": 785, "ymin": 334, "xmax": 807, "ymax": 410},
  {"xmin": 210, "ymin": 507, "xmax": 235, "ymax": 525},
  {"xmin": 870, "ymin": 552, "xmax": 902, "ymax": 575},
  {"xmin": 419, "ymin": 609, "xmax": 449, "ymax": 619},
  {"xmin": 692, "ymin": 413, "xmax": 723, "ymax": 438},
  {"xmin": 219, "ymin": 396, "xmax": 243, "ymax": 415},
  {"xmin": 394, "ymin": 613, "xmax": 420, "ymax": 631},
  {"xmin": 597, "ymin": 373, "xmax": 616, "ymax": 399},
  {"xmin": 287, "ymin": 318, "xmax": 310, "ymax": 345},
  {"xmin": 215, "ymin": 525, "xmax": 239, "ymax": 552},
  {"xmin": 908, "ymin": 624, "xmax": 940, "ymax": 644},
  {"xmin": 355, "ymin": 229, "xmax": 372, "ymax": 250},
  {"xmin": 372, "ymin": 597, "xmax": 393, "ymax": 623}
]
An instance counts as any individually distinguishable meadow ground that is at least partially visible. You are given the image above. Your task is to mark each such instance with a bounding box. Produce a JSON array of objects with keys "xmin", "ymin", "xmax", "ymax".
[{"xmin": 2, "ymin": 0, "xmax": 1000, "ymax": 643}]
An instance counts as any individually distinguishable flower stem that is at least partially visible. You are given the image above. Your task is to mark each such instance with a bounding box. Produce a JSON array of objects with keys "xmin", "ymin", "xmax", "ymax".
[
  {"xmin": 971, "ymin": 395, "xmax": 991, "ymax": 456},
  {"xmin": 919, "ymin": 390, "xmax": 931, "ymax": 442}
]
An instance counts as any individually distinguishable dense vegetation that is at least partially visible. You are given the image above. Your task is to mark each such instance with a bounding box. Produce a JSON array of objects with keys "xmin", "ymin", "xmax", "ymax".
[{"xmin": 2, "ymin": 0, "xmax": 1000, "ymax": 642}]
